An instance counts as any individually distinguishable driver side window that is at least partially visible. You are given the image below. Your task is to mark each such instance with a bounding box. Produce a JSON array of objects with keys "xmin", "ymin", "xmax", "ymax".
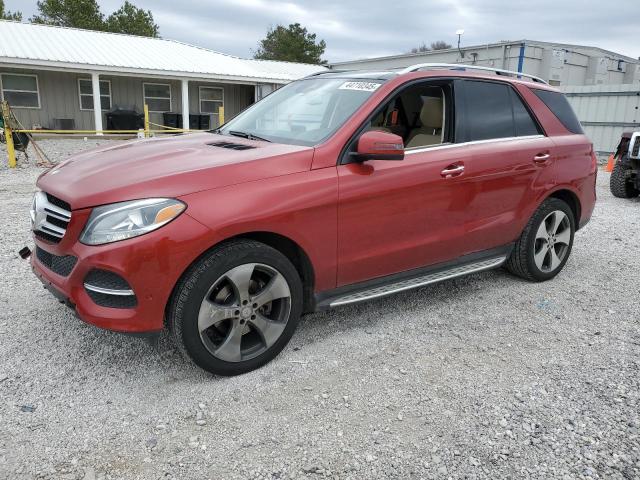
[{"xmin": 369, "ymin": 83, "xmax": 450, "ymax": 149}]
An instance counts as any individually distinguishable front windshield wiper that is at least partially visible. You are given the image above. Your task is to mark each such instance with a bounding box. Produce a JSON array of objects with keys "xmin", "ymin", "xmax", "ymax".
[{"xmin": 228, "ymin": 130, "xmax": 271, "ymax": 142}]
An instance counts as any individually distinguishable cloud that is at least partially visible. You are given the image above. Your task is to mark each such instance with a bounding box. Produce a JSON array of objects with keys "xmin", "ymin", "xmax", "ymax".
[{"xmin": 6, "ymin": 0, "xmax": 638, "ymax": 62}]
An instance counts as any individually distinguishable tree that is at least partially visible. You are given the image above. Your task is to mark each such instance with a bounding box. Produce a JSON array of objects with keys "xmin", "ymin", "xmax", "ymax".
[
  {"xmin": 30, "ymin": 0, "xmax": 159, "ymax": 37},
  {"xmin": 31, "ymin": 0, "xmax": 105, "ymax": 31},
  {"xmin": 409, "ymin": 42, "xmax": 430, "ymax": 54},
  {"xmin": 254, "ymin": 23, "xmax": 326, "ymax": 64},
  {"xmin": 0, "ymin": 0, "xmax": 22, "ymax": 20},
  {"xmin": 409, "ymin": 40, "xmax": 453, "ymax": 54},
  {"xmin": 430, "ymin": 40, "xmax": 452, "ymax": 50},
  {"xmin": 105, "ymin": 1, "xmax": 158, "ymax": 37}
]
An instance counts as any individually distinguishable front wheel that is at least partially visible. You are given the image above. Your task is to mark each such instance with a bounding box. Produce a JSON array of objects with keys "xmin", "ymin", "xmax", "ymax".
[
  {"xmin": 168, "ymin": 240, "xmax": 303, "ymax": 376},
  {"xmin": 505, "ymin": 198, "xmax": 575, "ymax": 282}
]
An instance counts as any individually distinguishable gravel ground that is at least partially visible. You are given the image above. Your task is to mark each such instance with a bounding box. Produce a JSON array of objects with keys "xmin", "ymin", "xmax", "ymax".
[
  {"xmin": 0, "ymin": 140, "xmax": 639, "ymax": 479},
  {"xmin": 0, "ymin": 138, "xmax": 118, "ymax": 171}
]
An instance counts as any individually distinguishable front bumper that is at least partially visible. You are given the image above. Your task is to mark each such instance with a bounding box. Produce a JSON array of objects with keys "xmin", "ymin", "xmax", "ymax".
[{"xmin": 31, "ymin": 208, "xmax": 212, "ymax": 333}]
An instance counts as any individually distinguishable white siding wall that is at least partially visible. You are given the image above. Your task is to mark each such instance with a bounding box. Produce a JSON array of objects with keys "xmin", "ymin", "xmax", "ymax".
[
  {"xmin": 1, "ymin": 67, "xmax": 255, "ymax": 130},
  {"xmin": 562, "ymin": 84, "xmax": 640, "ymax": 156},
  {"xmin": 188, "ymin": 81, "xmax": 254, "ymax": 128},
  {"xmin": 333, "ymin": 43, "xmax": 639, "ymax": 86},
  {"xmin": 1, "ymin": 67, "xmax": 96, "ymax": 129}
]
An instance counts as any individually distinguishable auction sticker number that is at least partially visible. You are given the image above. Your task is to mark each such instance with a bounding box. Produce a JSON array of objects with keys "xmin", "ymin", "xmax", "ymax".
[{"xmin": 338, "ymin": 82, "xmax": 381, "ymax": 92}]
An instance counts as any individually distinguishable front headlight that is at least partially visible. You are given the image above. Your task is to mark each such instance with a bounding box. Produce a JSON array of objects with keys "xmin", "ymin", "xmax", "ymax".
[{"xmin": 80, "ymin": 198, "xmax": 186, "ymax": 245}]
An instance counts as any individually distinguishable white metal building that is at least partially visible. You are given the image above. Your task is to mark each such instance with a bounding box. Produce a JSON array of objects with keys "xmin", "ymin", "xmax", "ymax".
[
  {"xmin": 333, "ymin": 40, "xmax": 639, "ymax": 155},
  {"xmin": 332, "ymin": 39, "xmax": 639, "ymax": 87},
  {"xmin": 563, "ymin": 84, "xmax": 640, "ymax": 155},
  {"xmin": 0, "ymin": 20, "xmax": 325, "ymax": 132}
]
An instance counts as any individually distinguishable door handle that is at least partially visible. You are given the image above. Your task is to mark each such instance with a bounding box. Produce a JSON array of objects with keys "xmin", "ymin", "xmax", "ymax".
[
  {"xmin": 441, "ymin": 164, "xmax": 465, "ymax": 178},
  {"xmin": 533, "ymin": 153, "xmax": 551, "ymax": 164}
]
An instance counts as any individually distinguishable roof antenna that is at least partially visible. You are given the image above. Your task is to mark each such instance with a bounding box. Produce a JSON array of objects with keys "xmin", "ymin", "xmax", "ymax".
[{"xmin": 456, "ymin": 29, "xmax": 465, "ymax": 59}]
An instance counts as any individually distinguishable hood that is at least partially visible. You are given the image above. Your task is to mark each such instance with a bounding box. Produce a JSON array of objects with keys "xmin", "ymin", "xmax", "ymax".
[{"xmin": 37, "ymin": 133, "xmax": 314, "ymax": 209}]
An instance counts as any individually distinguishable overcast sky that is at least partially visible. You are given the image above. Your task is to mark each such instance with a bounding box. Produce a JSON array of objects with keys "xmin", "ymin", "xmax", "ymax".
[{"xmin": 7, "ymin": 0, "xmax": 639, "ymax": 62}]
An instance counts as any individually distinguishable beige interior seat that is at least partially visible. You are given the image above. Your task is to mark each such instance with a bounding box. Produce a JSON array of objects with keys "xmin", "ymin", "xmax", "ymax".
[{"xmin": 406, "ymin": 95, "xmax": 444, "ymax": 148}]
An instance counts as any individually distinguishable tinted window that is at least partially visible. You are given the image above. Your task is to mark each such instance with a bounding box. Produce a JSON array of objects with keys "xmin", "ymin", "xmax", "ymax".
[
  {"xmin": 532, "ymin": 89, "xmax": 584, "ymax": 134},
  {"xmin": 510, "ymin": 89, "xmax": 541, "ymax": 136},
  {"xmin": 464, "ymin": 81, "xmax": 514, "ymax": 141}
]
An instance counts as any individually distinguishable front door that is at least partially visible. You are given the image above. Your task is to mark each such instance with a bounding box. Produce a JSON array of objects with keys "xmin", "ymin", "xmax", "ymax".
[
  {"xmin": 336, "ymin": 80, "xmax": 473, "ymax": 287},
  {"xmin": 337, "ymin": 146, "xmax": 473, "ymax": 286}
]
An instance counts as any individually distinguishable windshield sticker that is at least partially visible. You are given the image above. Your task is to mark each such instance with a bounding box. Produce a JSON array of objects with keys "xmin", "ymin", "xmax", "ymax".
[{"xmin": 338, "ymin": 81, "xmax": 381, "ymax": 92}]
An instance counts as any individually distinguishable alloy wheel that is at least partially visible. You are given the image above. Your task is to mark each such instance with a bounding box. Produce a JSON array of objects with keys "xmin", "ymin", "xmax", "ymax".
[
  {"xmin": 197, "ymin": 263, "xmax": 292, "ymax": 362},
  {"xmin": 533, "ymin": 210, "xmax": 571, "ymax": 273}
]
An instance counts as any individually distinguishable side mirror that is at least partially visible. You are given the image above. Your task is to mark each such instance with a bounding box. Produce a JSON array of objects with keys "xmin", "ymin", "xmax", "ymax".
[{"xmin": 351, "ymin": 130, "xmax": 405, "ymax": 162}]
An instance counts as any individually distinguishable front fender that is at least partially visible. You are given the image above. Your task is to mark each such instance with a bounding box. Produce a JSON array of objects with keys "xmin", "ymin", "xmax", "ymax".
[{"xmin": 179, "ymin": 168, "xmax": 338, "ymax": 292}]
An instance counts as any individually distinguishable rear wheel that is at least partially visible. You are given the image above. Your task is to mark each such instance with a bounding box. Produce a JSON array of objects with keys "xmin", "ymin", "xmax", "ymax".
[
  {"xmin": 505, "ymin": 198, "xmax": 575, "ymax": 282},
  {"xmin": 168, "ymin": 240, "xmax": 303, "ymax": 376},
  {"xmin": 610, "ymin": 161, "xmax": 639, "ymax": 198}
]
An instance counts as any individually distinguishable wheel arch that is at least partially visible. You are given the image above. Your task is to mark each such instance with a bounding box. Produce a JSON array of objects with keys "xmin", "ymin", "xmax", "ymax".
[
  {"xmin": 234, "ymin": 232, "xmax": 316, "ymax": 313},
  {"xmin": 166, "ymin": 231, "xmax": 317, "ymax": 327},
  {"xmin": 547, "ymin": 188, "xmax": 581, "ymax": 229}
]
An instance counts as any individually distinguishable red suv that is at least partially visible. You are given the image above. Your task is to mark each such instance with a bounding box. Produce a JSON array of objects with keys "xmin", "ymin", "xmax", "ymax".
[{"xmin": 30, "ymin": 64, "xmax": 597, "ymax": 375}]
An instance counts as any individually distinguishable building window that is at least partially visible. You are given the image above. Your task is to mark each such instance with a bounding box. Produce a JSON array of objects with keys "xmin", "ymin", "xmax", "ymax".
[
  {"xmin": 78, "ymin": 78, "xmax": 112, "ymax": 111},
  {"xmin": 199, "ymin": 86, "xmax": 224, "ymax": 114},
  {"xmin": 0, "ymin": 73, "xmax": 40, "ymax": 108},
  {"xmin": 143, "ymin": 83, "xmax": 171, "ymax": 112}
]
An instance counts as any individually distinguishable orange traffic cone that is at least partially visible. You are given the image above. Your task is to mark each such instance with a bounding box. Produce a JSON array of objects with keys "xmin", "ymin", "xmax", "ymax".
[{"xmin": 605, "ymin": 154, "xmax": 615, "ymax": 172}]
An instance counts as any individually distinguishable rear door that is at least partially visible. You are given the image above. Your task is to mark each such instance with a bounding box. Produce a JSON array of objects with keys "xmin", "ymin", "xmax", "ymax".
[{"xmin": 455, "ymin": 79, "xmax": 556, "ymax": 253}]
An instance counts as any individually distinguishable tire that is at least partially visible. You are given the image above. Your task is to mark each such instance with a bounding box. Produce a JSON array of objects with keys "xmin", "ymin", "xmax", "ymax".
[
  {"xmin": 610, "ymin": 162, "xmax": 639, "ymax": 198},
  {"xmin": 505, "ymin": 198, "xmax": 575, "ymax": 282},
  {"xmin": 168, "ymin": 239, "xmax": 303, "ymax": 376}
]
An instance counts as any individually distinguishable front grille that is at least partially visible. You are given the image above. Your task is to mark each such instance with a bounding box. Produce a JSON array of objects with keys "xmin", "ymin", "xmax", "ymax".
[
  {"xmin": 33, "ymin": 192, "xmax": 72, "ymax": 244},
  {"xmin": 47, "ymin": 216, "xmax": 68, "ymax": 229},
  {"xmin": 35, "ymin": 231, "xmax": 63, "ymax": 243},
  {"xmin": 84, "ymin": 269, "xmax": 137, "ymax": 309},
  {"xmin": 46, "ymin": 193, "xmax": 71, "ymax": 211},
  {"xmin": 35, "ymin": 246, "xmax": 77, "ymax": 277}
]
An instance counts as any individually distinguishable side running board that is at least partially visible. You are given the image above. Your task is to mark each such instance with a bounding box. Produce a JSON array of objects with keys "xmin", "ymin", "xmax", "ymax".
[{"xmin": 322, "ymin": 255, "xmax": 507, "ymax": 309}]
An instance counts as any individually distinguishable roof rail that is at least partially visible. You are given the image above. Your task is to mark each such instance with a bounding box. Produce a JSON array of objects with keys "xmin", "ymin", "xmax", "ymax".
[
  {"xmin": 397, "ymin": 63, "xmax": 548, "ymax": 84},
  {"xmin": 303, "ymin": 70, "xmax": 332, "ymax": 78},
  {"xmin": 302, "ymin": 68, "xmax": 351, "ymax": 78}
]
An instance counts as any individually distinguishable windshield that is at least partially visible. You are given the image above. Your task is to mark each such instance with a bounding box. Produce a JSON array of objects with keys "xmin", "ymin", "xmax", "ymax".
[{"xmin": 219, "ymin": 78, "xmax": 383, "ymax": 146}]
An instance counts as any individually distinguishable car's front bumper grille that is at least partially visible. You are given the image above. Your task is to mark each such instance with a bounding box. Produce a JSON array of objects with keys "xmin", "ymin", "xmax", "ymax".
[
  {"xmin": 84, "ymin": 269, "xmax": 137, "ymax": 309},
  {"xmin": 35, "ymin": 246, "xmax": 77, "ymax": 277},
  {"xmin": 32, "ymin": 192, "xmax": 72, "ymax": 244}
]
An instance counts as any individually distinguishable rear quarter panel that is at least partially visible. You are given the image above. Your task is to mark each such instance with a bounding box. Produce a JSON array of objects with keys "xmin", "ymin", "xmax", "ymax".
[
  {"xmin": 516, "ymin": 84, "xmax": 597, "ymax": 226},
  {"xmin": 548, "ymin": 134, "xmax": 597, "ymax": 225}
]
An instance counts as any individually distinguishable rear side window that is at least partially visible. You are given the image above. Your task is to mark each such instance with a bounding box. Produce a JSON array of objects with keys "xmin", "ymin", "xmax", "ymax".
[
  {"xmin": 461, "ymin": 80, "xmax": 543, "ymax": 141},
  {"xmin": 463, "ymin": 81, "xmax": 514, "ymax": 141},
  {"xmin": 509, "ymin": 89, "xmax": 542, "ymax": 136},
  {"xmin": 532, "ymin": 89, "xmax": 584, "ymax": 134}
]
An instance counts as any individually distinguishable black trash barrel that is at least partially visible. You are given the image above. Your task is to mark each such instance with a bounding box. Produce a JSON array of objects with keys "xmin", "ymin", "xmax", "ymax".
[{"xmin": 106, "ymin": 107, "xmax": 144, "ymax": 130}]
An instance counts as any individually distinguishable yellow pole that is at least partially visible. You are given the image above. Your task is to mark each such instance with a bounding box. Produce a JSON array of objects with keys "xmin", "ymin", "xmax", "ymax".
[
  {"xmin": 1, "ymin": 101, "xmax": 17, "ymax": 168},
  {"xmin": 144, "ymin": 104, "xmax": 150, "ymax": 138},
  {"xmin": 218, "ymin": 106, "xmax": 224, "ymax": 127}
]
